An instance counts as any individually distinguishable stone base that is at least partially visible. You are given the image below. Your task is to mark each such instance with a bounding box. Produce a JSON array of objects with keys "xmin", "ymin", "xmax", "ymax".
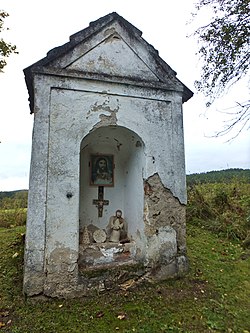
[
  {"xmin": 78, "ymin": 241, "xmax": 136, "ymax": 268},
  {"xmin": 79, "ymin": 260, "xmax": 145, "ymax": 294},
  {"xmin": 149, "ymin": 255, "xmax": 189, "ymax": 281},
  {"xmin": 24, "ymin": 253, "xmax": 188, "ymax": 298}
]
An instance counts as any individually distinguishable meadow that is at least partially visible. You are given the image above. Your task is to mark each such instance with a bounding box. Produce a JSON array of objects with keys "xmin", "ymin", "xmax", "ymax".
[{"xmin": 0, "ymin": 169, "xmax": 249, "ymax": 332}]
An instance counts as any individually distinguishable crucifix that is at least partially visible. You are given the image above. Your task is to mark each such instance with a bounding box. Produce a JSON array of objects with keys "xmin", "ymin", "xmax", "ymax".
[{"xmin": 93, "ymin": 186, "xmax": 109, "ymax": 217}]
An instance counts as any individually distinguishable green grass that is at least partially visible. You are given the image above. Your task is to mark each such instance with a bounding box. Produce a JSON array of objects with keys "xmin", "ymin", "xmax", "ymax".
[{"xmin": 0, "ymin": 224, "xmax": 249, "ymax": 333}]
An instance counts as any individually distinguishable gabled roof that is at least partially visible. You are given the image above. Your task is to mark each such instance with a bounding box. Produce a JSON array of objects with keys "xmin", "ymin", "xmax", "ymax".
[{"xmin": 24, "ymin": 12, "xmax": 193, "ymax": 113}]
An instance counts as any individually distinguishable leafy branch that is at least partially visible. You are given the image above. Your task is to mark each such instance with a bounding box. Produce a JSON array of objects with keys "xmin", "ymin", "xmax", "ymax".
[
  {"xmin": 192, "ymin": 0, "xmax": 250, "ymax": 137},
  {"xmin": 0, "ymin": 10, "xmax": 18, "ymax": 71}
]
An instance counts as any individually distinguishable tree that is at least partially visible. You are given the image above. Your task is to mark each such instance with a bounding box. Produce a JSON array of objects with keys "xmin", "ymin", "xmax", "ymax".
[
  {"xmin": 0, "ymin": 10, "xmax": 18, "ymax": 71},
  {"xmin": 193, "ymin": 0, "xmax": 250, "ymax": 138}
]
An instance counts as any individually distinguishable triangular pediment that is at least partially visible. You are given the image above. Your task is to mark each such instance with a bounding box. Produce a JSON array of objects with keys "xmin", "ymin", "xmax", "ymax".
[
  {"xmin": 66, "ymin": 33, "xmax": 159, "ymax": 81},
  {"xmin": 24, "ymin": 12, "xmax": 193, "ymax": 113}
]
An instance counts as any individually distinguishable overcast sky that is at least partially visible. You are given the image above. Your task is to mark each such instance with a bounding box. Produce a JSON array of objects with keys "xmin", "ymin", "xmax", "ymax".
[{"xmin": 0, "ymin": 0, "xmax": 249, "ymax": 191}]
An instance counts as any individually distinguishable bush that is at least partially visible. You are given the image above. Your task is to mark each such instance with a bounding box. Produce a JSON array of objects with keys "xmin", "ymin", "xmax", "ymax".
[
  {"xmin": 187, "ymin": 181, "xmax": 250, "ymax": 242},
  {"xmin": 0, "ymin": 208, "xmax": 27, "ymax": 228}
]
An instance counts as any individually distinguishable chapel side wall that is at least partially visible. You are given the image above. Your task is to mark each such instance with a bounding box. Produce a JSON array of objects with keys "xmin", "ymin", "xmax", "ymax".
[
  {"xmin": 142, "ymin": 91, "xmax": 188, "ymax": 278},
  {"xmin": 171, "ymin": 92, "xmax": 187, "ymax": 254},
  {"xmin": 171, "ymin": 92, "xmax": 187, "ymax": 205},
  {"xmin": 115, "ymin": 91, "xmax": 182, "ymax": 266},
  {"xmin": 43, "ymin": 89, "xmax": 81, "ymax": 297},
  {"xmin": 24, "ymin": 75, "xmax": 51, "ymax": 296}
]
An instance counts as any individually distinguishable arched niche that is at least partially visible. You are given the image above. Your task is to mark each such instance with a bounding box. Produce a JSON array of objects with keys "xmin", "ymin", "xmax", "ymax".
[{"xmin": 79, "ymin": 126, "xmax": 145, "ymax": 243}]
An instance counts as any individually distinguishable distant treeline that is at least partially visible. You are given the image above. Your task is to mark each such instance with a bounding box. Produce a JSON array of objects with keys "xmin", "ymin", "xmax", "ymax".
[
  {"xmin": 187, "ymin": 168, "xmax": 250, "ymax": 186},
  {"xmin": 0, "ymin": 190, "xmax": 28, "ymax": 209},
  {"xmin": 0, "ymin": 190, "xmax": 28, "ymax": 200}
]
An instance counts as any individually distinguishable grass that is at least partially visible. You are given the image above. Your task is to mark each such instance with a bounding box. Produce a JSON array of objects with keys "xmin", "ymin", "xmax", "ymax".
[{"xmin": 0, "ymin": 224, "xmax": 249, "ymax": 333}]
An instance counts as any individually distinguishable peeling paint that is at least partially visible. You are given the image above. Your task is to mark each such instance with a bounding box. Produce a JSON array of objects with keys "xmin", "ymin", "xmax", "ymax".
[
  {"xmin": 144, "ymin": 173, "xmax": 187, "ymax": 262},
  {"xmin": 90, "ymin": 99, "xmax": 120, "ymax": 129}
]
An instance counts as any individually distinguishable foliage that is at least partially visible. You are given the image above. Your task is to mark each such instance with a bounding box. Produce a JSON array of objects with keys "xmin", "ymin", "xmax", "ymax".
[
  {"xmin": 0, "ymin": 208, "xmax": 27, "ymax": 228},
  {"xmin": 0, "ymin": 190, "xmax": 28, "ymax": 209},
  {"xmin": 0, "ymin": 10, "xmax": 18, "ymax": 71},
  {"xmin": 0, "ymin": 191, "xmax": 28, "ymax": 228},
  {"xmin": 193, "ymin": 0, "xmax": 250, "ymax": 101},
  {"xmin": 187, "ymin": 181, "xmax": 250, "ymax": 241},
  {"xmin": 186, "ymin": 168, "xmax": 250, "ymax": 185},
  {"xmin": 192, "ymin": 0, "xmax": 250, "ymax": 137},
  {"xmin": 0, "ymin": 224, "xmax": 249, "ymax": 332}
]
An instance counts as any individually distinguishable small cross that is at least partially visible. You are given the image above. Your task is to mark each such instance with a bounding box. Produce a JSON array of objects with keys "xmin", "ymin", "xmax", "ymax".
[{"xmin": 93, "ymin": 186, "xmax": 109, "ymax": 217}]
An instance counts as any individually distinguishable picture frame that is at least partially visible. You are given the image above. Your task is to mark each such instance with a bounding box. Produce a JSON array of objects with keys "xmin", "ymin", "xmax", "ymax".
[{"xmin": 90, "ymin": 154, "xmax": 114, "ymax": 186}]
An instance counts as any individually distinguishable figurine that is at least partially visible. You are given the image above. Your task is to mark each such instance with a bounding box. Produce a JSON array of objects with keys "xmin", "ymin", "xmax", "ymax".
[
  {"xmin": 107, "ymin": 210, "xmax": 127, "ymax": 242},
  {"xmin": 81, "ymin": 226, "xmax": 90, "ymax": 245}
]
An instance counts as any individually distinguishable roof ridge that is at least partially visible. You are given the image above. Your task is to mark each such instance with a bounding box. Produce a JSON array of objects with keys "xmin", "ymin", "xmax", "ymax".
[{"xmin": 70, "ymin": 12, "xmax": 142, "ymax": 44}]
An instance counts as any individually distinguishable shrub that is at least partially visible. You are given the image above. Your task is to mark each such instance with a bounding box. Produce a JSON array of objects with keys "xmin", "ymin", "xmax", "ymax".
[
  {"xmin": 0, "ymin": 208, "xmax": 27, "ymax": 228},
  {"xmin": 187, "ymin": 181, "xmax": 250, "ymax": 242}
]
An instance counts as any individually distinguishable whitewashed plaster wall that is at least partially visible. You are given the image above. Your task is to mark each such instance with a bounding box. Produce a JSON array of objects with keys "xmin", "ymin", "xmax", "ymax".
[
  {"xmin": 24, "ymin": 76, "xmax": 52, "ymax": 293},
  {"xmin": 44, "ymin": 77, "xmax": 185, "ymax": 195},
  {"xmin": 45, "ymin": 79, "xmax": 184, "ymax": 252},
  {"xmin": 24, "ymin": 73, "xmax": 186, "ymax": 295}
]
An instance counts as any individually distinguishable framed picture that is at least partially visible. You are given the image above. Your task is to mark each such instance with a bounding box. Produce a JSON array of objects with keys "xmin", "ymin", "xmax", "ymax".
[{"xmin": 90, "ymin": 154, "xmax": 114, "ymax": 186}]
